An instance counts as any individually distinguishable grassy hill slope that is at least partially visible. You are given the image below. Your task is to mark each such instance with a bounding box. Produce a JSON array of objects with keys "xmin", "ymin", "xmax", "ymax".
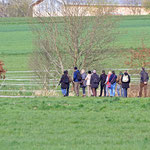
[{"xmin": 0, "ymin": 16, "xmax": 150, "ymax": 70}]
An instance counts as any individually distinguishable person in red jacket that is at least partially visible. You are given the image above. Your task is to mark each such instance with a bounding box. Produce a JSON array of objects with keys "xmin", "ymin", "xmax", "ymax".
[{"xmin": 105, "ymin": 71, "xmax": 112, "ymax": 97}]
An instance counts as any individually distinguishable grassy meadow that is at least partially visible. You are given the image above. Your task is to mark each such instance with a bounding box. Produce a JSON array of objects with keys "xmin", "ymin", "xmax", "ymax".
[
  {"xmin": 1, "ymin": 16, "xmax": 150, "ymax": 150},
  {"xmin": 0, "ymin": 97, "xmax": 150, "ymax": 150},
  {"xmin": 0, "ymin": 16, "xmax": 150, "ymax": 70}
]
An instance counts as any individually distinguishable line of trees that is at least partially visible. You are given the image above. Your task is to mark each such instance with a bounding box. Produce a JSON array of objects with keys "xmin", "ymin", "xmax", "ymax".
[
  {"xmin": 121, "ymin": 0, "xmax": 150, "ymax": 15},
  {"xmin": 0, "ymin": 0, "xmax": 32, "ymax": 17}
]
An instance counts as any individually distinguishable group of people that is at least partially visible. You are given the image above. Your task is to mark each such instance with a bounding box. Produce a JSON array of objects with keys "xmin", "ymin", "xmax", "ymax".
[{"xmin": 59, "ymin": 67, "xmax": 149, "ymax": 98}]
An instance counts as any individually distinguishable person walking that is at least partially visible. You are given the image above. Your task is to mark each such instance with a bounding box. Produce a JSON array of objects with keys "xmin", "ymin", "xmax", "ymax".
[
  {"xmin": 85, "ymin": 71, "xmax": 92, "ymax": 97},
  {"xmin": 116, "ymin": 71, "xmax": 123, "ymax": 97},
  {"xmin": 121, "ymin": 71, "xmax": 130, "ymax": 98},
  {"xmin": 90, "ymin": 70, "xmax": 100, "ymax": 97},
  {"xmin": 59, "ymin": 70, "xmax": 69, "ymax": 96},
  {"xmin": 105, "ymin": 71, "xmax": 112, "ymax": 97},
  {"xmin": 109, "ymin": 71, "xmax": 117, "ymax": 97},
  {"xmin": 139, "ymin": 67, "xmax": 149, "ymax": 97},
  {"xmin": 73, "ymin": 67, "xmax": 81, "ymax": 96},
  {"xmin": 99, "ymin": 70, "xmax": 107, "ymax": 97},
  {"xmin": 66, "ymin": 71, "xmax": 73, "ymax": 96},
  {"xmin": 80, "ymin": 69, "xmax": 87, "ymax": 97}
]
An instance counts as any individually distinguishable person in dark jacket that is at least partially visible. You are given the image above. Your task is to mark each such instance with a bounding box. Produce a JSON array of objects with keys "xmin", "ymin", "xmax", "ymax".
[
  {"xmin": 121, "ymin": 71, "xmax": 130, "ymax": 98},
  {"xmin": 80, "ymin": 69, "xmax": 87, "ymax": 97},
  {"xmin": 59, "ymin": 70, "xmax": 69, "ymax": 96},
  {"xmin": 90, "ymin": 70, "xmax": 100, "ymax": 97},
  {"xmin": 99, "ymin": 70, "xmax": 107, "ymax": 97},
  {"xmin": 73, "ymin": 67, "xmax": 81, "ymax": 96},
  {"xmin": 139, "ymin": 67, "xmax": 149, "ymax": 97},
  {"xmin": 109, "ymin": 71, "xmax": 117, "ymax": 97},
  {"xmin": 66, "ymin": 71, "xmax": 73, "ymax": 96}
]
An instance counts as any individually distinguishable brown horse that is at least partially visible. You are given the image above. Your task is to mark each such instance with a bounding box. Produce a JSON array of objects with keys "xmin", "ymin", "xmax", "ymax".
[{"xmin": 0, "ymin": 61, "xmax": 6, "ymax": 79}]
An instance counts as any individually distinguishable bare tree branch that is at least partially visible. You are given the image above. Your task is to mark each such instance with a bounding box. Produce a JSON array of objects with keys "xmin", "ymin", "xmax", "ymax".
[{"xmin": 30, "ymin": 0, "xmax": 119, "ymax": 89}]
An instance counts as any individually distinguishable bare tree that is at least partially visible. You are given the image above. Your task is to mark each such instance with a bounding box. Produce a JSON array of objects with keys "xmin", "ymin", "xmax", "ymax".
[
  {"xmin": 5, "ymin": 0, "xmax": 32, "ymax": 17},
  {"xmin": 125, "ymin": 40, "xmax": 150, "ymax": 75},
  {"xmin": 0, "ymin": 1, "xmax": 8, "ymax": 17},
  {"xmin": 30, "ymin": 0, "xmax": 119, "ymax": 90}
]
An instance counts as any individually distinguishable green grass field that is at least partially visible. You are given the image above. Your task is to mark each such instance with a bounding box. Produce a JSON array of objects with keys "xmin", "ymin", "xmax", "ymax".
[
  {"xmin": 0, "ymin": 97, "xmax": 150, "ymax": 150},
  {"xmin": 1, "ymin": 16, "xmax": 150, "ymax": 149},
  {"xmin": 1, "ymin": 16, "xmax": 150, "ymax": 70}
]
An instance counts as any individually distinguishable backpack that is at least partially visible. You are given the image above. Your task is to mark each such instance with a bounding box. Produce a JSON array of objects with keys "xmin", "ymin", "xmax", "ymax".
[
  {"xmin": 77, "ymin": 72, "xmax": 82, "ymax": 81},
  {"xmin": 122, "ymin": 75, "xmax": 129, "ymax": 83},
  {"xmin": 63, "ymin": 76, "xmax": 69, "ymax": 84},
  {"xmin": 143, "ymin": 72, "xmax": 148, "ymax": 82},
  {"xmin": 110, "ymin": 75, "xmax": 116, "ymax": 84},
  {"xmin": 93, "ymin": 77, "xmax": 99, "ymax": 84}
]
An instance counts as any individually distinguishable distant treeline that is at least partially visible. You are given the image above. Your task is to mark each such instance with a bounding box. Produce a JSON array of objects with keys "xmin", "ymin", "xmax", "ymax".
[{"xmin": 0, "ymin": 0, "xmax": 32, "ymax": 17}]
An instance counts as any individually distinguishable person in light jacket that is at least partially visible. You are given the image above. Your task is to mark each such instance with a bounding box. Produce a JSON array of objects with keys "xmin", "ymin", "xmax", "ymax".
[
  {"xmin": 85, "ymin": 71, "xmax": 92, "ymax": 97},
  {"xmin": 116, "ymin": 71, "xmax": 123, "ymax": 97}
]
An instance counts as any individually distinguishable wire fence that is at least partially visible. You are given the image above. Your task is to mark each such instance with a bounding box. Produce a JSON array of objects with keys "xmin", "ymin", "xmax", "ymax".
[{"xmin": 0, "ymin": 70, "xmax": 143, "ymax": 97}]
